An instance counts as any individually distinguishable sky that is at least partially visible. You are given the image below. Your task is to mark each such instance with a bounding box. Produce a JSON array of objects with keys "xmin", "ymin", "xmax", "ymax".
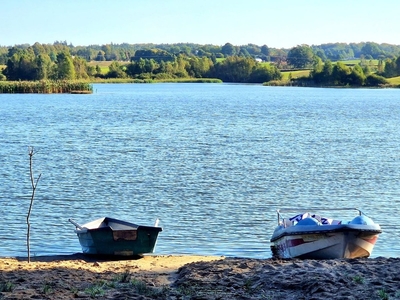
[{"xmin": 2, "ymin": 0, "xmax": 400, "ymax": 49}]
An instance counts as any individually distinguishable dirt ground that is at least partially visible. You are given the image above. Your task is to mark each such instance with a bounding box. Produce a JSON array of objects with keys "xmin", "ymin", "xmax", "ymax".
[{"xmin": 1, "ymin": 254, "xmax": 399, "ymax": 299}]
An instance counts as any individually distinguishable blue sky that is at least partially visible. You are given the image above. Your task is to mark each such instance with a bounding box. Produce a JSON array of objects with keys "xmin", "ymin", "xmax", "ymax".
[{"xmin": 2, "ymin": 0, "xmax": 399, "ymax": 48}]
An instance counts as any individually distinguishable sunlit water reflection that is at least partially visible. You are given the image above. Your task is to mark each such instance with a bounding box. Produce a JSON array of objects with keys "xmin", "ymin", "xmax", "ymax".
[{"xmin": 1, "ymin": 83, "xmax": 399, "ymax": 258}]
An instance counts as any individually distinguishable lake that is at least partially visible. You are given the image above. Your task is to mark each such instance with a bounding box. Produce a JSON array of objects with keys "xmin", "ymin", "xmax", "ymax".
[{"xmin": 1, "ymin": 83, "xmax": 399, "ymax": 258}]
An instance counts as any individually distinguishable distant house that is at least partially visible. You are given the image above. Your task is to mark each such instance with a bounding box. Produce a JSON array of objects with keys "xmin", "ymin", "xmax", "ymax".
[{"xmin": 255, "ymin": 58, "xmax": 263, "ymax": 63}]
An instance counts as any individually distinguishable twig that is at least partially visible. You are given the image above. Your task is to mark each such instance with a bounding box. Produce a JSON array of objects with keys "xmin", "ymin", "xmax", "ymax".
[{"xmin": 27, "ymin": 147, "xmax": 41, "ymax": 263}]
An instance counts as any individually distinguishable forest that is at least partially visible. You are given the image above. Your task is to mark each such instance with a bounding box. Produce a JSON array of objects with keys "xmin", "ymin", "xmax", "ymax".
[{"xmin": 0, "ymin": 41, "xmax": 400, "ymax": 86}]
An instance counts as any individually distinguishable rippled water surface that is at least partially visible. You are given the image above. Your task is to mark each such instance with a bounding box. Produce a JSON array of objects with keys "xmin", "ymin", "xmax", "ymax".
[{"xmin": 1, "ymin": 83, "xmax": 399, "ymax": 258}]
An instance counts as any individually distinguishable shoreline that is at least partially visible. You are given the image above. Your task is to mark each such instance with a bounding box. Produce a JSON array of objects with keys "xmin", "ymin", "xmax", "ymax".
[{"xmin": 1, "ymin": 254, "xmax": 399, "ymax": 299}]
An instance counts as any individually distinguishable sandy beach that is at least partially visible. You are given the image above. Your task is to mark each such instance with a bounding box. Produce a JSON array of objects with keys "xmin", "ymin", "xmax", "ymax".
[{"xmin": 1, "ymin": 254, "xmax": 399, "ymax": 299}]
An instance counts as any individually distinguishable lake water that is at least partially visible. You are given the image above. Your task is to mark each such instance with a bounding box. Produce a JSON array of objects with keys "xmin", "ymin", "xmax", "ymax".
[{"xmin": 1, "ymin": 83, "xmax": 399, "ymax": 258}]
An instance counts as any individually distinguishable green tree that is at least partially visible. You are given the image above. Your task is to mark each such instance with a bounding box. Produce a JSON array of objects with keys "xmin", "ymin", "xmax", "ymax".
[
  {"xmin": 332, "ymin": 62, "xmax": 351, "ymax": 85},
  {"xmin": 32, "ymin": 42, "xmax": 46, "ymax": 56},
  {"xmin": 238, "ymin": 47, "xmax": 250, "ymax": 57},
  {"xmin": 3, "ymin": 47, "xmax": 37, "ymax": 80},
  {"xmin": 101, "ymin": 44, "xmax": 112, "ymax": 60},
  {"xmin": 361, "ymin": 42, "xmax": 383, "ymax": 59},
  {"xmin": 316, "ymin": 43, "xmax": 354, "ymax": 60},
  {"xmin": 106, "ymin": 61, "xmax": 126, "ymax": 78},
  {"xmin": 383, "ymin": 58, "xmax": 396, "ymax": 77},
  {"xmin": 365, "ymin": 73, "xmax": 388, "ymax": 86},
  {"xmin": 261, "ymin": 45, "xmax": 270, "ymax": 56},
  {"xmin": 35, "ymin": 53, "xmax": 53, "ymax": 80},
  {"xmin": 133, "ymin": 49, "xmax": 174, "ymax": 63},
  {"xmin": 95, "ymin": 51, "xmax": 106, "ymax": 61},
  {"xmin": 144, "ymin": 59, "xmax": 158, "ymax": 74},
  {"xmin": 211, "ymin": 56, "xmax": 255, "ymax": 82},
  {"xmin": 395, "ymin": 56, "xmax": 400, "ymax": 76},
  {"xmin": 76, "ymin": 48, "xmax": 93, "ymax": 61},
  {"xmin": 221, "ymin": 43, "xmax": 236, "ymax": 57},
  {"xmin": 322, "ymin": 60, "xmax": 333, "ymax": 78},
  {"xmin": 362, "ymin": 64, "xmax": 371, "ymax": 76},
  {"xmin": 310, "ymin": 59, "xmax": 333, "ymax": 85},
  {"xmin": 187, "ymin": 56, "xmax": 213, "ymax": 78},
  {"xmin": 314, "ymin": 49, "xmax": 327, "ymax": 61},
  {"xmin": 287, "ymin": 45, "xmax": 315, "ymax": 69},
  {"xmin": 49, "ymin": 51, "xmax": 57, "ymax": 62},
  {"xmin": 173, "ymin": 55, "xmax": 189, "ymax": 77},
  {"xmin": 248, "ymin": 63, "xmax": 282, "ymax": 83},
  {"xmin": 86, "ymin": 65, "xmax": 96, "ymax": 77},
  {"xmin": 312, "ymin": 56, "xmax": 324, "ymax": 73},
  {"xmin": 73, "ymin": 56, "xmax": 90, "ymax": 79},
  {"xmin": 125, "ymin": 60, "xmax": 141, "ymax": 77},
  {"xmin": 126, "ymin": 58, "xmax": 155, "ymax": 77},
  {"xmin": 348, "ymin": 64, "xmax": 366, "ymax": 86},
  {"xmin": 260, "ymin": 45, "xmax": 270, "ymax": 61},
  {"xmin": 54, "ymin": 51, "xmax": 75, "ymax": 80},
  {"xmin": 95, "ymin": 65, "xmax": 102, "ymax": 76}
]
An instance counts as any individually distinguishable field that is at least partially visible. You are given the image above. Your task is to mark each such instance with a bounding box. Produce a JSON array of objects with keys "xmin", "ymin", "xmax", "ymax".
[
  {"xmin": 281, "ymin": 69, "xmax": 310, "ymax": 80},
  {"xmin": 387, "ymin": 76, "xmax": 400, "ymax": 85},
  {"xmin": 339, "ymin": 59, "xmax": 379, "ymax": 66},
  {"xmin": 88, "ymin": 60, "xmax": 126, "ymax": 74}
]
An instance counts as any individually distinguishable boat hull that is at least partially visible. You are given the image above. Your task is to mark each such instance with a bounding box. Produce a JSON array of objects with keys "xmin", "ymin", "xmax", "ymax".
[
  {"xmin": 270, "ymin": 225, "xmax": 380, "ymax": 259},
  {"xmin": 74, "ymin": 217, "xmax": 162, "ymax": 256}
]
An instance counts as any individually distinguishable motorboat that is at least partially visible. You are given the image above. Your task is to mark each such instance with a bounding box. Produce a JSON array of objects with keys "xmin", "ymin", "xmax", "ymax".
[{"xmin": 270, "ymin": 208, "xmax": 381, "ymax": 259}]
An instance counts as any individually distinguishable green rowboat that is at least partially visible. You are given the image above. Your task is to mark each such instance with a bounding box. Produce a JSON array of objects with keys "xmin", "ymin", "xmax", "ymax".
[{"xmin": 69, "ymin": 217, "xmax": 162, "ymax": 256}]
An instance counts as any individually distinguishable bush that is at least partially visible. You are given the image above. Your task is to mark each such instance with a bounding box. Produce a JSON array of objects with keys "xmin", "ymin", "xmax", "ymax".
[{"xmin": 365, "ymin": 74, "xmax": 388, "ymax": 86}]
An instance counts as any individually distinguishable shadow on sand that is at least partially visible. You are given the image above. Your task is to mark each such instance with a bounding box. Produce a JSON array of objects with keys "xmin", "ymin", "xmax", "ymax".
[{"xmin": 15, "ymin": 252, "xmax": 144, "ymax": 263}]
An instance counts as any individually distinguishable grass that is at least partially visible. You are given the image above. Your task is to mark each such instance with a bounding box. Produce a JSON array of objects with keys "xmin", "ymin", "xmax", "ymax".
[
  {"xmin": 130, "ymin": 278, "xmax": 169, "ymax": 297},
  {"xmin": 79, "ymin": 273, "xmax": 168, "ymax": 298},
  {"xmin": 281, "ymin": 70, "xmax": 310, "ymax": 80},
  {"xmin": 0, "ymin": 281, "xmax": 14, "ymax": 292},
  {"xmin": 85, "ymin": 283, "xmax": 106, "ymax": 298},
  {"xmin": 387, "ymin": 76, "xmax": 400, "ymax": 85},
  {"xmin": 42, "ymin": 282, "xmax": 54, "ymax": 294},
  {"xmin": 338, "ymin": 59, "xmax": 379, "ymax": 66},
  {"xmin": 87, "ymin": 60, "xmax": 128, "ymax": 74},
  {"xmin": 352, "ymin": 275, "xmax": 364, "ymax": 284},
  {"xmin": 87, "ymin": 60, "xmax": 116, "ymax": 67},
  {"xmin": 131, "ymin": 279, "xmax": 151, "ymax": 294},
  {"xmin": 113, "ymin": 269, "xmax": 132, "ymax": 283},
  {"xmin": 377, "ymin": 289, "xmax": 389, "ymax": 300}
]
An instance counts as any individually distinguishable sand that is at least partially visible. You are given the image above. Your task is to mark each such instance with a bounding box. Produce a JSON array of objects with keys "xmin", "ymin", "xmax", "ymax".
[{"xmin": 0, "ymin": 254, "xmax": 399, "ymax": 299}]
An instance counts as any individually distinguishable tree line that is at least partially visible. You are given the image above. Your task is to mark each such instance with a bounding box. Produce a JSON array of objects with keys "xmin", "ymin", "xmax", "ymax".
[
  {"xmin": 285, "ymin": 45, "xmax": 400, "ymax": 87},
  {"xmin": 0, "ymin": 43, "xmax": 282, "ymax": 83},
  {"xmin": 1, "ymin": 41, "xmax": 400, "ymax": 85},
  {"xmin": 304, "ymin": 60, "xmax": 389, "ymax": 87},
  {"xmin": 1, "ymin": 47, "xmax": 90, "ymax": 81},
  {"xmin": 1, "ymin": 41, "xmax": 400, "ymax": 66}
]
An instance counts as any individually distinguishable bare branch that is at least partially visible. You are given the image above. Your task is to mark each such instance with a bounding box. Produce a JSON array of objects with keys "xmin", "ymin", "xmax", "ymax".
[{"xmin": 27, "ymin": 146, "xmax": 41, "ymax": 263}]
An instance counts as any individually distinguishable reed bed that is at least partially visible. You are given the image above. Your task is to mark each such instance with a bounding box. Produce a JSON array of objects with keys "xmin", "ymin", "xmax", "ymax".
[
  {"xmin": 154, "ymin": 78, "xmax": 222, "ymax": 83},
  {"xmin": 0, "ymin": 81, "xmax": 93, "ymax": 94},
  {"xmin": 90, "ymin": 78, "xmax": 222, "ymax": 84}
]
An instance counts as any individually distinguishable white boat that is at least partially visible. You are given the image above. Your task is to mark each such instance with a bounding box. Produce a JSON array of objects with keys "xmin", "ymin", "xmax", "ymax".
[{"xmin": 270, "ymin": 208, "xmax": 382, "ymax": 259}]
